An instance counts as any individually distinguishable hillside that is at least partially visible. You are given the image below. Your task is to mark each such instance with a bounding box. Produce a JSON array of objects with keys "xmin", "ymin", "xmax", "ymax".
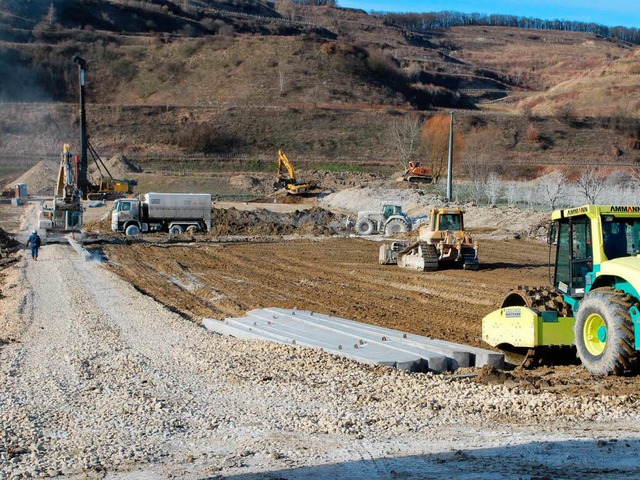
[{"xmin": 0, "ymin": 0, "xmax": 639, "ymax": 184}]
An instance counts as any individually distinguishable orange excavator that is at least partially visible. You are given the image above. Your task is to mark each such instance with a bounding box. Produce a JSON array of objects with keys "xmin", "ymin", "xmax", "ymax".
[{"xmin": 403, "ymin": 161, "xmax": 433, "ymax": 184}]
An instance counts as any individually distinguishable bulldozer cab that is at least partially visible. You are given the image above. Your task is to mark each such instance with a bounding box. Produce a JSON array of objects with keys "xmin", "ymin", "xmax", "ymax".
[{"xmin": 431, "ymin": 209, "xmax": 463, "ymax": 232}]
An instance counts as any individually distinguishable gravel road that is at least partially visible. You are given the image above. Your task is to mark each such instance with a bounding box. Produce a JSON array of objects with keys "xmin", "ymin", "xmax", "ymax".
[{"xmin": 3, "ymin": 231, "xmax": 640, "ymax": 478}]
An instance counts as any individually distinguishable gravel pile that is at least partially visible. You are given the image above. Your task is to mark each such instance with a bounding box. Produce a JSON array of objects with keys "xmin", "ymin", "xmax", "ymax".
[{"xmin": 2, "ymin": 244, "xmax": 640, "ymax": 478}]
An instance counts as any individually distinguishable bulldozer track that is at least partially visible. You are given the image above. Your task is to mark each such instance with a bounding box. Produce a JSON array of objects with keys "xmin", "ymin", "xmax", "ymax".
[{"xmin": 420, "ymin": 242, "xmax": 440, "ymax": 272}]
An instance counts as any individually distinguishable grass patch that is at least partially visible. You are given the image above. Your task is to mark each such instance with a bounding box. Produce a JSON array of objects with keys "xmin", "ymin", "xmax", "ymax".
[{"xmin": 314, "ymin": 163, "xmax": 363, "ymax": 172}]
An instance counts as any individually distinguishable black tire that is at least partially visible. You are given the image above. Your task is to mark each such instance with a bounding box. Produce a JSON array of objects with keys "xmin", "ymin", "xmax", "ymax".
[
  {"xmin": 125, "ymin": 224, "xmax": 140, "ymax": 236},
  {"xmin": 169, "ymin": 225, "xmax": 184, "ymax": 235},
  {"xmin": 574, "ymin": 287, "xmax": 640, "ymax": 375},
  {"xmin": 384, "ymin": 218, "xmax": 409, "ymax": 236},
  {"xmin": 355, "ymin": 218, "xmax": 375, "ymax": 235},
  {"xmin": 186, "ymin": 225, "xmax": 199, "ymax": 234}
]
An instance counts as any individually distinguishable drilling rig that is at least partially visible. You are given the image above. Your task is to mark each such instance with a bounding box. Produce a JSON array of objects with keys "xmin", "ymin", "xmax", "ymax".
[
  {"xmin": 44, "ymin": 56, "xmax": 89, "ymax": 231},
  {"xmin": 44, "ymin": 55, "xmax": 135, "ymax": 231}
]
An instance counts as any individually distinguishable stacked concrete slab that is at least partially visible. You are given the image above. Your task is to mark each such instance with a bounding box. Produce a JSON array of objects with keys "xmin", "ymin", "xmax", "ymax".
[{"xmin": 203, "ymin": 308, "xmax": 503, "ymax": 373}]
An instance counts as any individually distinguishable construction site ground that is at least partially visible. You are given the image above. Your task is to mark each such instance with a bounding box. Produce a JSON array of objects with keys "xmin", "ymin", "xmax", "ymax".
[{"xmin": 2, "ymin": 188, "xmax": 640, "ymax": 478}]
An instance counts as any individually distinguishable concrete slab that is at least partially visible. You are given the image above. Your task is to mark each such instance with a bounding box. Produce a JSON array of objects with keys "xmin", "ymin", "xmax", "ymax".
[{"xmin": 204, "ymin": 308, "xmax": 504, "ymax": 373}]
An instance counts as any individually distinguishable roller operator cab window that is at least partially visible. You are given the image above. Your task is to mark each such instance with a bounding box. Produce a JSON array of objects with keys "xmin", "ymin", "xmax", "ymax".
[{"xmin": 602, "ymin": 216, "xmax": 640, "ymax": 260}]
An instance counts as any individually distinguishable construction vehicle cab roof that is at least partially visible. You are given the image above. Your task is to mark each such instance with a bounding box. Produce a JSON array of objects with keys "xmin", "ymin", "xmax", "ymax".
[{"xmin": 552, "ymin": 205, "xmax": 640, "ymax": 220}]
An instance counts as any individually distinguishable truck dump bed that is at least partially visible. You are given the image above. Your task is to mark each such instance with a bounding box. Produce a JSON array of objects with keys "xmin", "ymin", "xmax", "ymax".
[{"xmin": 144, "ymin": 193, "xmax": 212, "ymax": 231}]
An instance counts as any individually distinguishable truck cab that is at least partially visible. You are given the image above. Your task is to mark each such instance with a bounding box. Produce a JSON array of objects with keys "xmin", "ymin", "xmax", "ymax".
[{"xmin": 111, "ymin": 198, "xmax": 141, "ymax": 235}]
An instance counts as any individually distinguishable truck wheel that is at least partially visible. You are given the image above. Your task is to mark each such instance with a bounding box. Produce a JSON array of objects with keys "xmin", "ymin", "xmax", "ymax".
[
  {"xmin": 355, "ymin": 218, "xmax": 375, "ymax": 235},
  {"xmin": 384, "ymin": 218, "xmax": 409, "ymax": 236},
  {"xmin": 186, "ymin": 225, "xmax": 199, "ymax": 234},
  {"xmin": 169, "ymin": 225, "xmax": 184, "ymax": 235},
  {"xmin": 125, "ymin": 225, "xmax": 140, "ymax": 236},
  {"xmin": 574, "ymin": 288, "xmax": 640, "ymax": 375}
]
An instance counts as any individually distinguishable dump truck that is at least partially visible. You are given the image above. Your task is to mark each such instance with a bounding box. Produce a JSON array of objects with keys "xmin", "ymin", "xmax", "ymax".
[
  {"xmin": 354, "ymin": 204, "xmax": 411, "ymax": 235},
  {"xmin": 379, "ymin": 208, "xmax": 479, "ymax": 271},
  {"xmin": 482, "ymin": 204, "xmax": 640, "ymax": 375},
  {"xmin": 111, "ymin": 192, "xmax": 211, "ymax": 236}
]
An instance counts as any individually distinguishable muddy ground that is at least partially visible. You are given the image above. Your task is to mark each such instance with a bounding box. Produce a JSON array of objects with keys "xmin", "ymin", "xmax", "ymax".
[{"xmin": 100, "ymin": 235, "xmax": 640, "ymax": 397}]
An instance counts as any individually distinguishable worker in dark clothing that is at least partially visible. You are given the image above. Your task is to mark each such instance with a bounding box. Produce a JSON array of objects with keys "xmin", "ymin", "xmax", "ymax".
[{"xmin": 26, "ymin": 229, "xmax": 41, "ymax": 261}]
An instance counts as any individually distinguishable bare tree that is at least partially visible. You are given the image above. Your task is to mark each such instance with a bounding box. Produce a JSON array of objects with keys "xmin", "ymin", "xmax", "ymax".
[
  {"xmin": 468, "ymin": 179, "xmax": 485, "ymax": 205},
  {"xmin": 505, "ymin": 182, "xmax": 520, "ymax": 207},
  {"xmin": 484, "ymin": 172, "xmax": 503, "ymax": 207},
  {"xmin": 390, "ymin": 115, "xmax": 424, "ymax": 171},
  {"xmin": 576, "ymin": 166, "xmax": 605, "ymax": 203},
  {"xmin": 461, "ymin": 125, "xmax": 501, "ymax": 183},
  {"xmin": 48, "ymin": 1, "xmax": 55, "ymax": 25},
  {"xmin": 537, "ymin": 170, "xmax": 566, "ymax": 210},
  {"xmin": 278, "ymin": 69, "xmax": 286, "ymax": 95}
]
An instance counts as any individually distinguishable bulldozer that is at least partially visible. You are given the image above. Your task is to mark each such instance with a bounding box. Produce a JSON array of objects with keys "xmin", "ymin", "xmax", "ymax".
[
  {"xmin": 482, "ymin": 204, "xmax": 640, "ymax": 375},
  {"xmin": 402, "ymin": 161, "xmax": 433, "ymax": 184},
  {"xmin": 274, "ymin": 149, "xmax": 311, "ymax": 195},
  {"xmin": 379, "ymin": 207, "xmax": 479, "ymax": 271}
]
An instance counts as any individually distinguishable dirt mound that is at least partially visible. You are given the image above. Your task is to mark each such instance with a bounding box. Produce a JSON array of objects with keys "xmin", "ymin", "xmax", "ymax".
[
  {"xmin": 320, "ymin": 185, "xmax": 441, "ymax": 214},
  {"xmin": 229, "ymin": 175, "xmax": 265, "ymax": 193},
  {"xmin": 304, "ymin": 171, "xmax": 386, "ymax": 190},
  {"xmin": 210, "ymin": 207, "xmax": 349, "ymax": 236},
  {"xmin": 12, "ymin": 160, "xmax": 58, "ymax": 196},
  {"xmin": 0, "ymin": 227, "xmax": 19, "ymax": 258},
  {"xmin": 83, "ymin": 215, "xmax": 112, "ymax": 234},
  {"xmin": 89, "ymin": 153, "xmax": 141, "ymax": 180}
]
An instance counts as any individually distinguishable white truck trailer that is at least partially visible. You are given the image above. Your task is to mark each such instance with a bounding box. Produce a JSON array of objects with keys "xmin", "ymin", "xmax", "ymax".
[{"xmin": 111, "ymin": 192, "xmax": 212, "ymax": 236}]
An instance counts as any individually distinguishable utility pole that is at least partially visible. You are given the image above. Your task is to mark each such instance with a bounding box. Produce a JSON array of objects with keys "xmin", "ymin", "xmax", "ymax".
[
  {"xmin": 73, "ymin": 55, "xmax": 88, "ymax": 199},
  {"xmin": 446, "ymin": 111, "xmax": 454, "ymax": 202}
]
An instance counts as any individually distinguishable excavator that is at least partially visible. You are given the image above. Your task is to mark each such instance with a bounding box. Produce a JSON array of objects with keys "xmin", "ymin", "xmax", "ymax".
[
  {"xmin": 402, "ymin": 161, "xmax": 433, "ymax": 184},
  {"xmin": 274, "ymin": 149, "xmax": 311, "ymax": 195},
  {"xmin": 482, "ymin": 205, "xmax": 640, "ymax": 375},
  {"xmin": 379, "ymin": 208, "xmax": 479, "ymax": 271}
]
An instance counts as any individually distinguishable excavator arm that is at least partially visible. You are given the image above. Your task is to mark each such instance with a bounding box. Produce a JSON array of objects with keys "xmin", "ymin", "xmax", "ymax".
[{"xmin": 277, "ymin": 149, "xmax": 297, "ymax": 182}]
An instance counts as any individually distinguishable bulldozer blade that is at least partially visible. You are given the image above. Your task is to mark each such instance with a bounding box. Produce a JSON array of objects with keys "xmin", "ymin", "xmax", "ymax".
[
  {"xmin": 397, "ymin": 242, "xmax": 438, "ymax": 271},
  {"xmin": 379, "ymin": 244, "xmax": 398, "ymax": 265}
]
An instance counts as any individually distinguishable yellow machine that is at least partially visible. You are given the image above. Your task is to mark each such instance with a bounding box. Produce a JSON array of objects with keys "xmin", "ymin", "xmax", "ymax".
[
  {"xmin": 88, "ymin": 177, "xmax": 136, "ymax": 200},
  {"xmin": 274, "ymin": 149, "xmax": 310, "ymax": 195},
  {"xmin": 483, "ymin": 205, "xmax": 640, "ymax": 375},
  {"xmin": 379, "ymin": 208, "xmax": 479, "ymax": 271}
]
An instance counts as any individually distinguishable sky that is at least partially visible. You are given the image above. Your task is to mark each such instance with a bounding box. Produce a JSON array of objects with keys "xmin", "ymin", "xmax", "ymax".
[{"xmin": 338, "ymin": 1, "xmax": 640, "ymax": 28}]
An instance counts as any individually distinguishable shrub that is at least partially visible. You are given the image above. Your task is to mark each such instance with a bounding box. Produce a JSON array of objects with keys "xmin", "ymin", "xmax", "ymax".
[{"xmin": 526, "ymin": 126, "xmax": 541, "ymax": 143}]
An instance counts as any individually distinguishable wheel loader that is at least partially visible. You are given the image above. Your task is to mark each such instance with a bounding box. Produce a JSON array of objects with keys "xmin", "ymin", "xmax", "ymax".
[
  {"xmin": 482, "ymin": 205, "xmax": 640, "ymax": 375},
  {"xmin": 379, "ymin": 208, "xmax": 479, "ymax": 271}
]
